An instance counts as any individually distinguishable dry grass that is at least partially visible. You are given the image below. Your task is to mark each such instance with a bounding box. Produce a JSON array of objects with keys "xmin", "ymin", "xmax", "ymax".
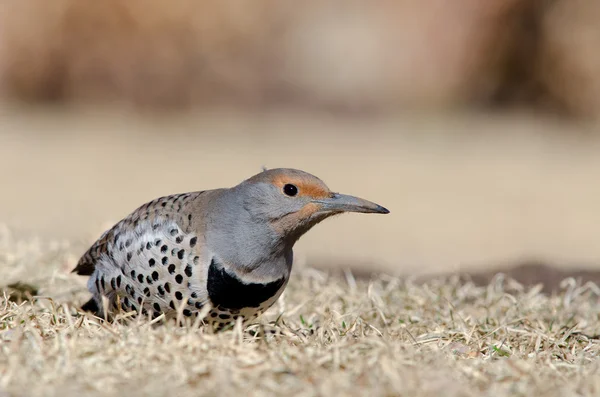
[{"xmin": 1, "ymin": 225, "xmax": 600, "ymax": 397}]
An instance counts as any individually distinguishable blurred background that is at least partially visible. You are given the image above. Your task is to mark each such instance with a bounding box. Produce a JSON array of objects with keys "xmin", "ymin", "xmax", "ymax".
[{"xmin": 2, "ymin": 0, "xmax": 600, "ymax": 283}]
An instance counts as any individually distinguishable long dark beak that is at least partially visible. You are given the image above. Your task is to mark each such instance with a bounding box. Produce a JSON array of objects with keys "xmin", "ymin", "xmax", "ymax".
[{"xmin": 314, "ymin": 193, "xmax": 390, "ymax": 214}]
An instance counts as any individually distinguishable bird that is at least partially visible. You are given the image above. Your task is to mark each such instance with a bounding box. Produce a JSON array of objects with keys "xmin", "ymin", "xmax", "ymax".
[{"xmin": 73, "ymin": 168, "xmax": 389, "ymax": 326}]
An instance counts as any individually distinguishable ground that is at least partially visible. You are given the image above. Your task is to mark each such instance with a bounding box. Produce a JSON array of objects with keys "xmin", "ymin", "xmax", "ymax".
[{"xmin": 1, "ymin": 226, "xmax": 599, "ymax": 397}]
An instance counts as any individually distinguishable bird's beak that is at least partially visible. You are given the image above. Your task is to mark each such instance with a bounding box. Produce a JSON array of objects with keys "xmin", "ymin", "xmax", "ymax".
[{"xmin": 314, "ymin": 193, "xmax": 390, "ymax": 214}]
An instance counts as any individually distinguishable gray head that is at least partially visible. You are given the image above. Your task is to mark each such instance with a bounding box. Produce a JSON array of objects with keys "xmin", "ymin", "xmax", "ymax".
[
  {"xmin": 208, "ymin": 168, "xmax": 389, "ymax": 273},
  {"xmin": 239, "ymin": 168, "xmax": 388, "ymax": 242}
]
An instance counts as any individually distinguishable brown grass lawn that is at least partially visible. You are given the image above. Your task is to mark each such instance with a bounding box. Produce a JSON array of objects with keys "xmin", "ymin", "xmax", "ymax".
[{"xmin": 1, "ymin": 224, "xmax": 600, "ymax": 396}]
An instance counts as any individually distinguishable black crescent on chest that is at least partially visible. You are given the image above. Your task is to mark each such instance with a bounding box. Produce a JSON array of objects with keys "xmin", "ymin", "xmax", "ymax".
[{"xmin": 207, "ymin": 258, "xmax": 285, "ymax": 310}]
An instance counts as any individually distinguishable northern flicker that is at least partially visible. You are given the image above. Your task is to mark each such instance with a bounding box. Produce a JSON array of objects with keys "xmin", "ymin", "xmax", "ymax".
[{"xmin": 73, "ymin": 168, "xmax": 389, "ymax": 326}]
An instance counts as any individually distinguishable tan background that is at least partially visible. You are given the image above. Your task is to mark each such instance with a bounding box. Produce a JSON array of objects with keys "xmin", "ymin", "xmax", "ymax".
[{"xmin": 2, "ymin": 105, "xmax": 600, "ymax": 276}]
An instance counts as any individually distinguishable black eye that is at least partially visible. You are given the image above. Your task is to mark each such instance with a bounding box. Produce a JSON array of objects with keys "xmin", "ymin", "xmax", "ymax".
[{"xmin": 283, "ymin": 184, "xmax": 298, "ymax": 197}]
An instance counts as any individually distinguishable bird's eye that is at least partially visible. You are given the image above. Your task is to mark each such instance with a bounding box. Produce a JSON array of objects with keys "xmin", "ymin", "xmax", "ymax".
[{"xmin": 283, "ymin": 184, "xmax": 298, "ymax": 197}]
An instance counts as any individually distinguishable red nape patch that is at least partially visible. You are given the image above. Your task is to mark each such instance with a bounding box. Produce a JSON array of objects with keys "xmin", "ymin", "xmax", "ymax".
[{"xmin": 269, "ymin": 174, "xmax": 332, "ymax": 199}]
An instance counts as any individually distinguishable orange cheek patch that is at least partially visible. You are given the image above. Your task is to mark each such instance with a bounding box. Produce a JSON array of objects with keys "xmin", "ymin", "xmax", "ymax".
[
  {"xmin": 270, "ymin": 202, "xmax": 323, "ymax": 235},
  {"xmin": 269, "ymin": 175, "xmax": 331, "ymax": 199},
  {"xmin": 297, "ymin": 202, "xmax": 321, "ymax": 218}
]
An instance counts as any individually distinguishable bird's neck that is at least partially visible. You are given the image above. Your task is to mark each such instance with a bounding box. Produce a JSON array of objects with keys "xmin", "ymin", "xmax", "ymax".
[{"xmin": 206, "ymin": 195, "xmax": 294, "ymax": 279}]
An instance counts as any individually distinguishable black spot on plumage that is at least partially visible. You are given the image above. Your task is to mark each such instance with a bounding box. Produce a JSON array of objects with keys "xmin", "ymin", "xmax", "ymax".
[
  {"xmin": 155, "ymin": 239, "xmax": 162, "ymax": 246},
  {"xmin": 169, "ymin": 301, "xmax": 175, "ymax": 310},
  {"xmin": 153, "ymin": 224, "xmax": 160, "ymax": 231},
  {"xmin": 144, "ymin": 287, "xmax": 150, "ymax": 297},
  {"xmin": 164, "ymin": 283, "xmax": 171, "ymax": 293},
  {"xmin": 207, "ymin": 258, "xmax": 285, "ymax": 310},
  {"xmin": 177, "ymin": 249, "xmax": 185, "ymax": 260},
  {"xmin": 140, "ymin": 242, "xmax": 145, "ymax": 251},
  {"xmin": 183, "ymin": 309, "xmax": 192, "ymax": 317},
  {"xmin": 175, "ymin": 291, "xmax": 183, "ymax": 300},
  {"xmin": 131, "ymin": 270, "xmax": 136, "ymax": 278},
  {"xmin": 193, "ymin": 256, "xmax": 199, "ymax": 265},
  {"xmin": 171, "ymin": 248, "xmax": 177, "ymax": 256},
  {"xmin": 121, "ymin": 302, "xmax": 128, "ymax": 311},
  {"xmin": 141, "ymin": 308, "xmax": 148, "ymax": 316},
  {"xmin": 187, "ymin": 299, "xmax": 193, "ymax": 305},
  {"xmin": 146, "ymin": 275, "xmax": 153, "ymax": 285},
  {"xmin": 175, "ymin": 236, "xmax": 183, "ymax": 244},
  {"xmin": 149, "ymin": 258, "xmax": 156, "ymax": 267},
  {"xmin": 137, "ymin": 274, "xmax": 144, "ymax": 283},
  {"xmin": 157, "ymin": 285, "xmax": 165, "ymax": 295},
  {"xmin": 188, "ymin": 214, "xmax": 192, "ymax": 222},
  {"xmin": 100, "ymin": 277, "xmax": 105, "ymax": 290},
  {"xmin": 162, "ymin": 257, "xmax": 168, "ymax": 265},
  {"xmin": 125, "ymin": 239, "xmax": 132, "ymax": 248},
  {"xmin": 152, "ymin": 271, "xmax": 159, "ymax": 281},
  {"xmin": 146, "ymin": 242, "xmax": 152, "ymax": 250},
  {"xmin": 161, "ymin": 245, "xmax": 168, "ymax": 253},
  {"xmin": 184, "ymin": 265, "xmax": 193, "ymax": 277},
  {"xmin": 195, "ymin": 302, "xmax": 204, "ymax": 309},
  {"xmin": 162, "ymin": 202, "xmax": 167, "ymax": 207},
  {"xmin": 123, "ymin": 297, "xmax": 130, "ymax": 307},
  {"xmin": 116, "ymin": 275, "xmax": 122, "ymax": 288},
  {"xmin": 127, "ymin": 252, "xmax": 132, "ymax": 261},
  {"xmin": 110, "ymin": 277, "xmax": 116, "ymax": 290},
  {"xmin": 191, "ymin": 292, "xmax": 197, "ymax": 299},
  {"xmin": 119, "ymin": 243, "xmax": 125, "ymax": 251},
  {"xmin": 168, "ymin": 264, "xmax": 176, "ymax": 274},
  {"xmin": 153, "ymin": 303, "xmax": 161, "ymax": 312},
  {"xmin": 170, "ymin": 228, "xmax": 178, "ymax": 236},
  {"xmin": 137, "ymin": 296, "xmax": 143, "ymax": 305},
  {"xmin": 189, "ymin": 237, "xmax": 197, "ymax": 247},
  {"xmin": 175, "ymin": 274, "xmax": 183, "ymax": 284},
  {"xmin": 219, "ymin": 313, "xmax": 230, "ymax": 320},
  {"xmin": 210, "ymin": 312, "xmax": 218, "ymax": 318}
]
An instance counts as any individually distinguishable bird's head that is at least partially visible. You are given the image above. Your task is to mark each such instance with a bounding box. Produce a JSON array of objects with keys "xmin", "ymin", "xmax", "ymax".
[{"xmin": 239, "ymin": 168, "xmax": 389, "ymax": 243}]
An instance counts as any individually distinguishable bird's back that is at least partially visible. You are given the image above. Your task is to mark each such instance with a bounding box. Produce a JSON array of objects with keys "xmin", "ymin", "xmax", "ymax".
[
  {"xmin": 73, "ymin": 191, "xmax": 210, "ymax": 275},
  {"xmin": 73, "ymin": 190, "xmax": 221, "ymax": 320}
]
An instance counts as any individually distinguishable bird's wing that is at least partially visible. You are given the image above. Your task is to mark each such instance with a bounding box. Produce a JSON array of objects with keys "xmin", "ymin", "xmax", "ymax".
[{"xmin": 72, "ymin": 191, "xmax": 206, "ymax": 276}]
